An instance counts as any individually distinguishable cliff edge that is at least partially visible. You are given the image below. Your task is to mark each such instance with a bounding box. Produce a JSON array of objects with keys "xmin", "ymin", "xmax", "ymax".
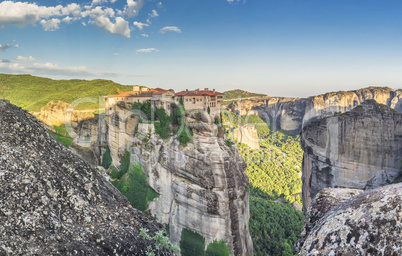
[
  {"xmin": 300, "ymin": 100, "xmax": 402, "ymax": 211},
  {"xmin": 297, "ymin": 184, "xmax": 401, "ymax": 255}
]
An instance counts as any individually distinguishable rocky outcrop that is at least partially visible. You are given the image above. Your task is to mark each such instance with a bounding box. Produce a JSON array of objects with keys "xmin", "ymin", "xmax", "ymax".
[
  {"xmin": 233, "ymin": 125, "xmax": 259, "ymax": 150},
  {"xmin": 226, "ymin": 87, "xmax": 402, "ymax": 133},
  {"xmin": 300, "ymin": 100, "xmax": 402, "ymax": 211},
  {"xmin": 297, "ymin": 184, "xmax": 401, "ymax": 255},
  {"xmin": 104, "ymin": 103, "xmax": 253, "ymax": 255},
  {"xmin": 0, "ymin": 100, "xmax": 171, "ymax": 255},
  {"xmin": 32, "ymin": 100, "xmax": 95, "ymax": 127}
]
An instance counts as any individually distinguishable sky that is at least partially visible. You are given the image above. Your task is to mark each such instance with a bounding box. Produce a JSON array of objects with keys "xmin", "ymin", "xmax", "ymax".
[{"xmin": 1, "ymin": 0, "xmax": 402, "ymax": 97}]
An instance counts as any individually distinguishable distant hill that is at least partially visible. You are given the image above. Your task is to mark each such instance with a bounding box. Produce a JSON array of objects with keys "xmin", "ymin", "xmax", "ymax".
[
  {"xmin": 223, "ymin": 89, "xmax": 266, "ymax": 100},
  {"xmin": 0, "ymin": 74, "xmax": 132, "ymax": 111}
]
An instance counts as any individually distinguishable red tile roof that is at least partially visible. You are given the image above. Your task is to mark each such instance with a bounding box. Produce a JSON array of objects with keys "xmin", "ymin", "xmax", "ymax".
[{"xmin": 175, "ymin": 89, "xmax": 223, "ymax": 96}]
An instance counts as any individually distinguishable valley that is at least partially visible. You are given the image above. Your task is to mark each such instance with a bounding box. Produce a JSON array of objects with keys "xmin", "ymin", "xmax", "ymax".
[{"xmin": 0, "ymin": 74, "xmax": 401, "ymax": 255}]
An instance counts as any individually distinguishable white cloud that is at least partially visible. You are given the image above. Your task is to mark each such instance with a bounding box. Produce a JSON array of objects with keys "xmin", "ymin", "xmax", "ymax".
[
  {"xmin": 0, "ymin": 44, "xmax": 14, "ymax": 51},
  {"xmin": 133, "ymin": 21, "xmax": 149, "ymax": 30},
  {"xmin": 124, "ymin": 0, "xmax": 144, "ymax": 17},
  {"xmin": 92, "ymin": 0, "xmax": 108, "ymax": 6},
  {"xmin": 104, "ymin": 8, "xmax": 115, "ymax": 17},
  {"xmin": 14, "ymin": 56, "xmax": 35, "ymax": 62},
  {"xmin": 61, "ymin": 3, "xmax": 81, "ymax": 17},
  {"xmin": 0, "ymin": 1, "xmax": 63, "ymax": 28},
  {"xmin": 157, "ymin": 2, "xmax": 162, "ymax": 8},
  {"xmin": 40, "ymin": 18, "xmax": 61, "ymax": 31},
  {"xmin": 136, "ymin": 48, "xmax": 158, "ymax": 53},
  {"xmin": 141, "ymin": 33, "xmax": 149, "ymax": 37},
  {"xmin": 62, "ymin": 16, "xmax": 72, "ymax": 23},
  {"xmin": 92, "ymin": 16, "xmax": 131, "ymax": 38},
  {"xmin": 226, "ymin": 0, "xmax": 246, "ymax": 3},
  {"xmin": 0, "ymin": 60, "xmax": 119, "ymax": 77},
  {"xmin": 149, "ymin": 10, "xmax": 158, "ymax": 18},
  {"xmin": 160, "ymin": 26, "xmax": 181, "ymax": 34},
  {"xmin": 0, "ymin": 1, "xmax": 143, "ymax": 38}
]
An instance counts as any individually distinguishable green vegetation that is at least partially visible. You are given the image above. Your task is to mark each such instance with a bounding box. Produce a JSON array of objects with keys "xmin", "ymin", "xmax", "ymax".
[
  {"xmin": 139, "ymin": 228, "xmax": 180, "ymax": 255},
  {"xmin": 222, "ymin": 110, "xmax": 305, "ymax": 255},
  {"xmin": 101, "ymin": 146, "xmax": 112, "ymax": 169},
  {"xmin": 0, "ymin": 74, "xmax": 131, "ymax": 111},
  {"xmin": 222, "ymin": 112, "xmax": 303, "ymax": 202},
  {"xmin": 205, "ymin": 240, "xmax": 230, "ymax": 256},
  {"xmin": 154, "ymin": 106, "xmax": 172, "ymax": 140},
  {"xmin": 223, "ymin": 89, "xmax": 266, "ymax": 100},
  {"xmin": 180, "ymin": 229, "xmax": 205, "ymax": 256},
  {"xmin": 53, "ymin": 125, "xmax": 69, "ymax": 137},
  {"xmin": 132, "ymin": 100, "xmax": 193, "ymax": 146},
  {"xmin": 110, "ymin": 150, "xmax": 131, "ymax": 179},
  {"xmin": 48, "ymin": 131, "xmax": 74, "ymax": 148},
  {"xmin": 250, "ymin": 196, "xmax": 304, "ymax": 256},
  {"xmin": 111, "ymin": 162, "xmax": 159, "ymax": 211},
  {"xmin": 48, "ymin": 124, "xmax": 73, "ymax": 148}
]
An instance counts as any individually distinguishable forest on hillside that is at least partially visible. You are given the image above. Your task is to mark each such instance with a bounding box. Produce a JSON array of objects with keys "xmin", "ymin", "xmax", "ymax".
[
  {"xmin": 222, "ymin": 111, "xmax": 304, "ymax": 256},
  {"xmin": 0, "ymin": 74, "xmax": 131, "ymax": 111}
]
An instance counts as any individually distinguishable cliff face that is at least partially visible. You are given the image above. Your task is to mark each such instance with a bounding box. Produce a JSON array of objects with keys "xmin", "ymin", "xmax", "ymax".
[
  {"xmin": 32, "ymin": 100, "xmax": 95, "ymax": 128},
  {"xmin": 297, "ymin": 184, "xmax": 401, "ymax": 255},
  {"xmin": 0, "ymin": 100, "xmax": 171, "ymax": 255},
  {"xmin": 226, "ymin": 87, "xmax": 402, "ymax": 133},
  {"xmin": 232, "ymin": 125, "xmax": 260, "ymax": 150},
  {"xmin": 100, "ymin": 103, "xmax": 253, "ymax": 255},
  {"xmin": 300, "ymin": 100, "xmax": 402, "ymax": 211}
]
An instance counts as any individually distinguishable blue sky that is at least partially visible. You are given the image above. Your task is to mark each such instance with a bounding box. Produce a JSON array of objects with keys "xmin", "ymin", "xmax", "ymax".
[{"xmin": 1, "ymin": 0, "xmax": 402, "ymax": 97}]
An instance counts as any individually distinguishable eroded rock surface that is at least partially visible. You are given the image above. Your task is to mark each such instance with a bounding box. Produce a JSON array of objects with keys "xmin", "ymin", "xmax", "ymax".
[
  {"xmin": 0, "ymin": 100, "xmax": 170, "ymax": 255},
  {"xmin": 104, "ymin": 103, "xmax": 253, "ymax": 255},
  {"xmin": 233, "ymin": 125, "xmax": 259, "ymax": 150},
  {"xmin": 297, "ymin": 184, "xmax": 402, "ymax": 256},
  {"xmin": 32, "ymin": 100, "xmax": 94, "ymax": 127},
  {"xmin": 300, "ymin": 100, "xmax": 402, "ymax": 211},
  {"xmin": 226, "ymin": 87, "xmax": 402, "ymax": 133}
]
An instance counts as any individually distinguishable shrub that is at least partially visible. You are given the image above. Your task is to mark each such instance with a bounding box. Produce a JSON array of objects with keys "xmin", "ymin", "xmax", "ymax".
[
  {"xmin": 224, "ymin": 139, "xmax": 234, "ymax": 147},
  {"xmin": 110, "ymin": 150, "xmax": 131, "ymax": 179},
  {"xmin": 101, "ymin": 146, "xmax": 113, "ymax": 169},
  {"xmin": 180, "ymin": 228, "xmax": 205, "ymax": 256},
  {"xmin": 177, "ymin": 126, "xmax": 193, "ymax": 147},
  {"xmin": 205, "ymin": 240, "xmax": 229, "ymax": 256},
  {"xmin": 214, "ymin": 117, "xmax": 219, "ymax": 126},
  {"xmin": 140, "ymin": 228, "xmax": 180, "ymax": 255},
  {"xmin": 154, "ymin": 107, "xmax": 172, "ymax": 139},
  {"xmin": 111, "ymin": 163, "xmax": 159, "ymax": 211}
]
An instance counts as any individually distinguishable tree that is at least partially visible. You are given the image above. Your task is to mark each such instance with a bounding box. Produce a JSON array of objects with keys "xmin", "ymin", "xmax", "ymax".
[
  {"xmin": 205, "ymin": 240, "xmax": 230, "ymax": 256},
  {"xmin": 180, "ymin": 229, "xmax": 205, "ymax": 256},
  {"xmin": 207, "ymin": 106, "xmax": 210, "ymax": 114},
  {"xmin": 101, "ymin": 146, "xmax": 112, "ymax": 169},
  {"xmin": 110, "ymin": 86, "xmax": 120, "ymax": 95}
]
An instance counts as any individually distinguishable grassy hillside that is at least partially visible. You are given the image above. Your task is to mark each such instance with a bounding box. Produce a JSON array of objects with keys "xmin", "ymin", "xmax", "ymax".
[
  {"xmin": 223, "ymin": 89, "xmax": 266, "ymax": 100},
  {"xmin": 0, "ymin": 74, "xmax": 132, "ymax": 111}
]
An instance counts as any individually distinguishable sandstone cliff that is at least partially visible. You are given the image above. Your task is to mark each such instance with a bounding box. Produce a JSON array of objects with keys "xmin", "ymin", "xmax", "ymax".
[
  {"xmin": 300, "ymin": 100, "xmax": 402, "ymax": 211},
  {"xmin": 297, "ymin": 184, "xmax": 401, "ymax": 255},
  {"xmin": 103, "ymin": 102, "xmax": 254, "ymax": 255},
  {"xmin": 0, "ymin": 100, "xmax": 172, "ymax": 255},
  {"xmin": 32, "ymin": 100, "xmax": 95, "ymax": 128},
  {"xmin": 226, "ymin": 87, "xmax": 402, "ymax": 133},
  {"xmin": 232, "ymin": 125, "xmax": 260, "ymax": 150}
]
